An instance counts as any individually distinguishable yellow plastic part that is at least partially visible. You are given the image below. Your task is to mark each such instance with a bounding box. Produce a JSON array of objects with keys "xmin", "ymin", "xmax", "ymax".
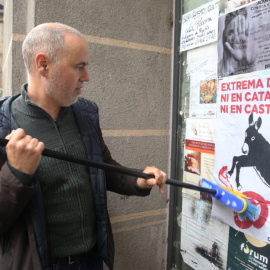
[{"xmin": 236, "ymin": 198, "xmax": 247, "ymax": 213}]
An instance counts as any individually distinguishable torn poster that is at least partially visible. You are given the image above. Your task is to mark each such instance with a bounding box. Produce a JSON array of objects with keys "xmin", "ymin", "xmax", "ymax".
[{"xmin": 180, "ymin": 193, "xmax": 229, "ymax": 270}]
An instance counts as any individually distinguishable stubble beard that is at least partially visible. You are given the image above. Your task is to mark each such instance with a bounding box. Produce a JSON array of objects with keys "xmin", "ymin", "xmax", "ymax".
[{"xmin": 45, "ymin": 69, "xmax": 78, "ymax": 107}]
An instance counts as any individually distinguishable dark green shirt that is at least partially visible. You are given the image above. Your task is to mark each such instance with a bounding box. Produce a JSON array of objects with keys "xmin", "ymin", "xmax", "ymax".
[{"xmin": 11, "ymin": 86, "xmax": 96, "ymax": 257}]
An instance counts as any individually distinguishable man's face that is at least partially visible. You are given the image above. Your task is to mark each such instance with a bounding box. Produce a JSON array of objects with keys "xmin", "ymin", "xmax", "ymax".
[{"xmin": 45, "ymin": 35, "xmax": 90, "ymax": 107}]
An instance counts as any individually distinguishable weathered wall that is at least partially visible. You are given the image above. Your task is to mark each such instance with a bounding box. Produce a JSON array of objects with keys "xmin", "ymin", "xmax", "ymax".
[{"xmin": 3, "ymin": 0, "xmax": 173, "ymax": 269}]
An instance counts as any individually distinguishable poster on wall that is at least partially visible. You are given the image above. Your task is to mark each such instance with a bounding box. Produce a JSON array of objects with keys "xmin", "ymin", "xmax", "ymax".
[
  {"xmin": 189, "ymin": 59, "xmax": 218, "ymax": 119},
  {"xmin": 180, "ymin": 0, "xmax": 219, "ymax": 52},
  {"xmin": 227, "ymin": 227, "xmax": 270, "ymax": 270},
  {"xmin": 180, "ymin": 193, "xmax": 229, "ymax": 270},
  {"xmin": 183, "ymin": 118, "xmax": 216, "ymax": 198},
  {"xmin": 225, "ymin": 0, "xmax": 257, "ymax": 13},
  {"xmin": 218, "ymin": 0, "xmax": 270, "ymax": 78},
  {"xmin": 213, "ymin": 71, "xmax": 270, "ymax": 244}
]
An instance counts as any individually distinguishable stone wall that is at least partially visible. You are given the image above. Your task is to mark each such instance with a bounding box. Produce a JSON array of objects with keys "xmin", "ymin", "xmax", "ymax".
[{"xmin": 3, "ymin": 1, "xmax": 173, "ymax": 269}]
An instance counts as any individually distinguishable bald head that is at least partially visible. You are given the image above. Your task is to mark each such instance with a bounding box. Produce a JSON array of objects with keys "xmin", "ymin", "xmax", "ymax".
[{"xmin": 22, "ymin": 23, "xmax": 86, "ymax": 75}]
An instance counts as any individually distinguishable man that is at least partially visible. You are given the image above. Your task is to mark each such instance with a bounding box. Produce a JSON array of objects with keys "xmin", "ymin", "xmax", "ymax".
[
  {"xmin": 0, "ymin": 23, "xmax": 167, "ymax": 270},
  {"xmin": 218, "ymin": 7, "xmax": 258, "ymax": 78}
]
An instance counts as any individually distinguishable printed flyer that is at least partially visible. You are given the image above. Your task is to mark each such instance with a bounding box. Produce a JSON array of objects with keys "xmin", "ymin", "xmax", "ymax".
[
  {"xmin": 183, "ymin": 118, "xmax": 216, "ymax": 198},
  {"xmin": 189, "ymin": 59, "xmax": 218, "ymax": 119},
  {"xmin": 213, "ymin": 71, "xmax": 270, "ymax": 244},
  {"xmin": 218, "ymin": 0, "xmax": 270, "ymax": 78},
  {"xmin": 180, "ymin": 0, "xmax": 219, "ymax": 52}
]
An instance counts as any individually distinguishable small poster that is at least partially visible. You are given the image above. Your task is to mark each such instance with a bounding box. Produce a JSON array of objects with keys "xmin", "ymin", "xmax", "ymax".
[
  {"xmin": 180, "ymin": 0, "xmax": 219, "ymax": 52},
  {"xmin": 218, "ymin": 1, "xmax": 270, "ymax": 78},
  {"xmin": 190, "ymin": 59, "xmax": 218, "ymax": 119},
  {"xmin": 184, "ymin": 118, "xmax": 216, "ymax": 198}
]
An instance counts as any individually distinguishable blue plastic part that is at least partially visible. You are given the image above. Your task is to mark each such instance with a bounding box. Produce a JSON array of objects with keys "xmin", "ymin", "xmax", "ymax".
[
  {"xmin": 198, "ymin": 178, "xmax": 246, "ymax": 213},
  {"xmin": 238, "ymin": 201, "xmax": 260, "ymax": 221}
]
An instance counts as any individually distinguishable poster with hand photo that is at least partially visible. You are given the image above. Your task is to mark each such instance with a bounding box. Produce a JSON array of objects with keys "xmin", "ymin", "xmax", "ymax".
[{"xmin": 218, "ymin": 1, "xmax": 270, "ymax": 78}]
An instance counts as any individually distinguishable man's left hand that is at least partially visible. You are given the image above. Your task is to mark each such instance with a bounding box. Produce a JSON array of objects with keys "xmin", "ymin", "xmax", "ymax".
[{"xmin": 137, "ymin": 166, "xmax": 167, "ymax": 194}]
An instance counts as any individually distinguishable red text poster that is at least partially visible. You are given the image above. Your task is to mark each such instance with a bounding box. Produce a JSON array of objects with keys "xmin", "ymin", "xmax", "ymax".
[{"xmin": 213, "ymin": 71, "xmax": 270, "ymax": 244}]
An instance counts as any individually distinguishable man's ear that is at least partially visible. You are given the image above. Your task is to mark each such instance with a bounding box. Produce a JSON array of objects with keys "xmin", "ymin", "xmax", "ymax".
[{"xmin": 35, "ymin": 53, "xmax": 50, "ymax": 77}]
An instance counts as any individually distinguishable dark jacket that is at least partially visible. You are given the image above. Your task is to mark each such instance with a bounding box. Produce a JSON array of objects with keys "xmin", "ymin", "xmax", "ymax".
[{"xmin": 0, "ymin": 94, "xmax": 150, "ymax": 270}]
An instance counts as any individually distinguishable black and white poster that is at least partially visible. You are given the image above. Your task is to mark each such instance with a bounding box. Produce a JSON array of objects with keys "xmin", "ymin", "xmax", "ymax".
[{"xmin": 218, "ymin": 0, "xmax": 270, "ymax": 78}]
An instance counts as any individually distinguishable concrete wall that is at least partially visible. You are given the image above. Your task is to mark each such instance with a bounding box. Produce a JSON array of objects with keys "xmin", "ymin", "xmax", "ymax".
[{"xmin": 3, "ymin": 0, "xmax": 173, "ymax": 269}]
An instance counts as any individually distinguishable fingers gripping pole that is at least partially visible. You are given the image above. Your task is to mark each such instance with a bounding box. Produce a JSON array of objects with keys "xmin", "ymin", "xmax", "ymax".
[{"xmin": 0, "ymin": 138, "xmax": 216, "ymax": 195}]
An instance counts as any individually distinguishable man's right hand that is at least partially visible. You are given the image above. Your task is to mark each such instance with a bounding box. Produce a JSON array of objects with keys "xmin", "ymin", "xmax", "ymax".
[{"xmin": 5, "ymin": 129, "xmax": 44, "ymax": 174}]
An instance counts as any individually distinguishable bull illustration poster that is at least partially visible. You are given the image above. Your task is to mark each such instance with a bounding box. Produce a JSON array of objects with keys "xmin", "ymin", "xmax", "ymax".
[{"xmin": 213, "ymin": 71, "xmax": 270, "ymax": 244}]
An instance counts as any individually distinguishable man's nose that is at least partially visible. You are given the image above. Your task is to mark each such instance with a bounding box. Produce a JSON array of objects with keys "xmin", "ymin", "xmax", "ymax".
[{"xmin": 82, "ymin": 69, "xmax": 90, "ymax": 82}]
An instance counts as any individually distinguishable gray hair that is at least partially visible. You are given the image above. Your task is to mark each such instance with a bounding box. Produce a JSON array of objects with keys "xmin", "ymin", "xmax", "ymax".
[{"xmin": 22, "ymin": 22, "xmax": 85, "ymax": 74}]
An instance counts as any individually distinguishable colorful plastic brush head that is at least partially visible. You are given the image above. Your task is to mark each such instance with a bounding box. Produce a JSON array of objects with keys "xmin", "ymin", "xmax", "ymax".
[
  {"xmin": 198, "ymin": 178, "xmax": 261, "ymax": 222},
  {"xmin": 199, "ymin": 178, "xmax": 247, "ymax": 213}
]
